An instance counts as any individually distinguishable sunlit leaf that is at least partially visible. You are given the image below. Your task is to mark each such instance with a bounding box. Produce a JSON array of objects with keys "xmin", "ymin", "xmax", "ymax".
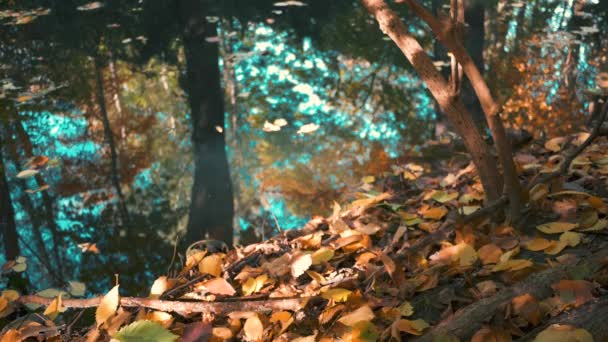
[
  {"xmin": 311, "ymin": 247, "xmax": 334, "ymax": 265},
  {"xmin": 536, "ymin": 222, "xmax": 578, "ymax": 234},
  {"xmin": 96, "ymin": 285, "xmax": 120, "ymax": 327},
  {"xmin": 198, "ymin": 278, "xmax": 236, "ymax": 296},
  {"xmin": 321, "ymin": 288, "xmax": 352, "ymax": 302},
  {"xmin": 243, "ymin": 315, "xmax": 264, "ymax": 341},
  {"xmin": 338, "ymin": 305, "xmax": 374, "ymax": 326},
  {"xmin": 43, "ymin": 295, "xmax": 66, "ymax": 320}
]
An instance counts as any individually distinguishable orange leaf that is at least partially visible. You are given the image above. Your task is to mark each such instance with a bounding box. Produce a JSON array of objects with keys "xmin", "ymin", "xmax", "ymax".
[
  {"xmin": 477, "ymin": 244, "xmax": 503, "ymax": 264},
  {"xmin": 198, "ymin": 278, "xmax": 236, "ymax": 296}
]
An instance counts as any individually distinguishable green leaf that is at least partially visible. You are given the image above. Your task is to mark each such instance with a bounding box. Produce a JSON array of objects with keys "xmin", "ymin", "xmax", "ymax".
[{"xmin": 114, "ymin": 320, "xmax": 178, "ymax": 342}]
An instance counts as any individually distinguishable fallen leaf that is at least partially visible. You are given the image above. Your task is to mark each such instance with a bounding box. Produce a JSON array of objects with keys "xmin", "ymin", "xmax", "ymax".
[
  {"xmin": 113, "ymin": 320, "xmax": 178, "ymax": 342},
  {"xmin": 199, "ymin": 278, "xmax": 236, "ymax": 296},
  {"xmin": 96, "ymin": 285, "xmax": 120, "ymax": 327},
  {"xmin": 512, "ymin": 294, "xmax": 541, "ymax": 325},
  {"xmin": 551, "ymin": 280, "xmax": 595, "ymax": 307},
  {"xmin": 321, "ymin": 288, "xmax": 352, "ymax": 302},
  {"xmin": 311, "ymin": 248, "xmax": 334, "ymax": 265},
  {"xmin": 523, "ymin": 238, "xmax": 554, "ymax": 251},
  {"xmin": 338, "ymin": 305, "xmax": 375, "ymax": 326},
  {"xmin": 536, "ymin": 222, "xmax": 578, "ymax": 234},
  {"xmin": 477, "ymin": 244, "xmax": 503, "ymax": 264},
  {"xmin": 291, "ymin": 253, "xmax": 312, "ymax": 278},
  {"xmin": 421, "ymin": 206, "xmax": 449, "ymax": 220},
  {"xmin": 391, "ymin": 319, "xmax": 430, "ymax": 336},
  {"xmin": 535, "ymin": 324, "xmax": 592, "ymax": 342},
  {"xmin": 199, "ymin": 254, "xmax": 224, "ymax": 277},
  {"xmin": 243, "ymin": 315, "xmax": 264, "ymax": 341}
]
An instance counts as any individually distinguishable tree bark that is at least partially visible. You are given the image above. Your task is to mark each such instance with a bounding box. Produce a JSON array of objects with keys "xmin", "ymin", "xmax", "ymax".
[
  {"xmin": 178, "ymin": 0, "xmax": 234, "ymax": 246},
  {"xmin": 462, "ymin": 0, "xmax": 486, "ymax": 126},
  {"xmin": 402, "ymin": 0, "xmax": 523, "ymax": 217},
  {"xmin": 362, "ymin": 0, "xmax": 502, "ymax": 202},
  {"xmin": 93, "ymin": 55, "xmax": 131, "ymax": 227},
  {"xmin": 0, "ymin": 139, "xmax": 20, "ymax": 261}
]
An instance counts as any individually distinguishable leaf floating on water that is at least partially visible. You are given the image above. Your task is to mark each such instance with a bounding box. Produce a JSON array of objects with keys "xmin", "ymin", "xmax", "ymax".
[
  {"xmin": 274, "ymin": 1, "xmax": 307, "ymax": 7},
  {"xmin": 16, "ymin": 169, "xmax": 39, "ymax": 179},
  {"xmin": 297, "ymin": 123, "xmax": 319, "ymax": 134},
  {"xmin": 77, "ymin": 2, "xmax": 104, "ymax": 11},
  {"xmin": 25, "ymin": 184, "xmax": 50, "ymax": 193}
]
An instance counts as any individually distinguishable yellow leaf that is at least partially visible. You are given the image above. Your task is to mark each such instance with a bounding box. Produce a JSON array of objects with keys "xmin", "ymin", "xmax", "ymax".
[
  {"xmin": 44, "ymin": 295, "xmax": 66, "ymax": 320},
  {"xmin": 149, "ymin": 276, "xmax": 175, "ymax": 298},
  {"xmin": 398, "ymin": 301, "xmax": 414, "ymax": 317},
  {"xmin": 535, "ymin": 324, "xmax": 593, "ymax": 342},
  {"xmin": 529, "ymin": 183, "xmax": 549, "ymax": 201},
  {"xmin": 544, "ymin": 137, "xmax": 565, "ymax": 152},
  {"xmin": 311, "ymin": 247, "xmax": 334, "ymax": 265},
  {"xmin": 362, "ymin": 176, "xmax": 375, "ymax": 184},
  {"xmin": 199, "ymin": 254, "xmax": 224, "ymax": 277},
  {"xmin": 431, "ymin": 190, "xmax": 459, "ymax": 203},
  {"xmin": 96, "ymin": 285, "xmax": 119, "ymax": 327},
  {"xmin": 306, "ymin": 270, "xmax": 326, "ymax": 284},
  {"xmin": 0, "ymin": 297, "xmax": 8, "ymax": 314},
  {"xmin": 578, "ymin": 218, "xmax": 607, "ymax": 232},
  {"xmin": 338, "ymin": 305, "xmax": 375, "ymax": 326},
  {"xmin": 1, "ymin": 290, "xmax": 19, "ymax": 302},
  {"xmin": 523, "ymin": 238, "xmax": 554, "ymax": 251},
  {"xmin": 321, "ymin": 288, "xmax": 352, "ymax": 302},
  {"xmin": 559, "ymin": 232, "xmax": 581, "ymax": 247},
  {"xmin": 243, "ymin": 315, "xmax": 264, "ymax": 341},
  {"xmin": 242, "ymin": 274, "xmax": 268, "ymax": 296},
  {"xmin": 536, "ymin": 222, "xmax": 578, "ymax": 234},
  {"xmin": 429, "ymin": 243, "xmax": 477, "ymax": 267},
  {"xmin": 291, "ymin": 253, "xmax": 312, "ymax": 278}
]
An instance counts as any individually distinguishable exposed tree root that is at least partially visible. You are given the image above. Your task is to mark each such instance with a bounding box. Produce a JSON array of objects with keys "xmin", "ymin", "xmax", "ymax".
[
  {"xmin": 413, "ymin": 248, "xmax": 608, "ymax": 341},
  {"xmin": 517, "ymin": 296, "xmax": 608, "ymax": 341}
]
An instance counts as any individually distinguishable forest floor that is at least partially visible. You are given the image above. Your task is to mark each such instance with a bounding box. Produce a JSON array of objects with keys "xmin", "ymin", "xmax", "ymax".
[{"xmin": 3, "ymin": 130, "xmax": 608, "ymax": 341}]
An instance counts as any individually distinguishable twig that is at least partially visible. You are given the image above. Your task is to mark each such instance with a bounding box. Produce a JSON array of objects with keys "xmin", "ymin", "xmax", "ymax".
[{"xmin": 17, "ymin": 295, "xmax": 310, "ymax": 317}]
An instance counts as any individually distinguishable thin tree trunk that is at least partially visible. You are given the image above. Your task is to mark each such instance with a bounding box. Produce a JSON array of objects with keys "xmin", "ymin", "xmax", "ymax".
[
  {"xmin": 93, "ymin": 55, "xmax": 131, "ymax": 227},
  {"xmin": 178, "ymin": 0, "xmax": 234, "ymax": 245},
  {"xmin": 0, "ymin": 140, "xmax": 20, "ymax": 261},
  {"xmin": 462, "ymin": 0, "xmax": 486, "ymax": 126},
  {"xmin": 362, "ymin": 0, "xmax": 503, "ymax": 202},
  {"xmin": 403, "ymin": 0, "xmax": 523, "ymax": 216}
]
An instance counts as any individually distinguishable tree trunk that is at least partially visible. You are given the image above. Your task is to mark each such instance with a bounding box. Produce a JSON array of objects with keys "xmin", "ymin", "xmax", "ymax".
[
  {"xmin": 93, "ymin": 55, "xmax": 131, "ymax": 227},
  {"xmin": 0, "ymin": 139, "xmax": 20, "ymax": 261},
  {"xmin": 178, "ymin": 0, "xmax": 234, "ymax": 246},
  {"xmin": 362, "ymin": 0, "xmax": 503, "ymax": 202}
]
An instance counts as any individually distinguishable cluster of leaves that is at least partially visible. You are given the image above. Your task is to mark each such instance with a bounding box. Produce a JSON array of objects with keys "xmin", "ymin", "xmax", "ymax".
[{"xmin": 2, "ymin": 129, "xmax": 608, "ymax": 341}]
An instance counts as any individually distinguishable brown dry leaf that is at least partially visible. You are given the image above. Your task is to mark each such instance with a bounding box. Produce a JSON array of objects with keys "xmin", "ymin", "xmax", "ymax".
[
  {"xmin": 311, "ymin": 248, "xmax": 334, "ymax": 265},
  {"xmin": 477, "ymin": 244, "xmax": 503, "ymax": 264},
  {"xmin": 431, "ymin": 190, "xmax": 459, "ymax": 203},
  {"xmin": 0, "ymin": 329, "xmax": 21, "ymax": 342},
  {"xmin": 96, "ymin": 285, "xmax": 120, "ymax": 327},
  {"xmin": 429, "ymin": 243, "xmax": 477, "ymax": 267},
  {"xmin": 296, "ymin": 232, "xmax": 323, "ymax": 249},
  {"xmin": 535, "ymin": 324, "xmax": 592, "ymax": 342},
  {"xmin": 543, "ymin": 241, "xmax": 567, "ymax": 255},
  {"xmin": 338, "ymin": 305, "xmax": 375, "ymax": 327},
  {"xmin": 523, "ymin": 238, "xmax": 554, "ymax": 251},
  {"xmin": 199, "ymin": 278, "xmax": 236, "ymax": 296},
  {"xmin": 212, "ymin": 327, "xmax": 233, "ymax": 340},
  {"xmin": 420, "ymin": 206, "xmax": 449, "ymax": 220},
  {"xmin": 551, "ymin": 280, "xmax": 596, "ymax": 307},
  {"xmin": 536, "ymin": 222, "xmax": 578, "ymax": 234},
  {"xmin": 492, "ymin": 259, "xmax": 533, "ymax": 272},
  {"xmin": 291, "ymin": 253, "xmax": 312, "ymax": 278},
  {"xmin": 319, "ymin": 304, "xmax": 345, "ymax": 325},
  {"xmin": 199, "ymin": 254, "xmax": 224, "ymax": 277},
  {"xmin": 471, "ymin": 326, "xmax": 511, "ymax": 342},
  {"xmin": 544, "ymin": 137, "xmax": 565, "ymax": 152},
  {"xmin": 243, "ymin": 315, "xmax": 264, "ymax": 341},
  {"xmin": 391, "ymin": 319, "xmax": 430, "ymax": 336},
  {"xmin": 262, "ymin": 253, "xmax": 291, "ymax": 278},
  {"xmin": 587, "ymin": 196, "xmax": 604, "ymax": 209},
  {"xmin": 356, "ymin": 252, "xmax": 377, "ymax": 266},
  {"xmin": 138, "ymin": 310, "xmax": 173, "ymax": 328},
  {"xmin": 349, "ymin": 192, "xmax": 391, "ymax": 216},
  {"xmin": 476, "ymin": 280, "xmax": 498, "ymax": 297},
  {"xmin": 270, "ymin": 311, "xmax": 294, "ymax": 334},
  {"xmin": 511, "ymin": 294, "xmax": 541, "ymax": 325},
  {"xmin": 529, "ymin": 183, "xmax": 549, "ymax": 202}
]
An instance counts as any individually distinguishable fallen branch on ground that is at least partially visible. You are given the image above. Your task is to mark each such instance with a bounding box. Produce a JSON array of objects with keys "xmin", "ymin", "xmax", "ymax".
[{"xmin": 17, "ymin": 295, "xmax": 309, "ymax": 317}]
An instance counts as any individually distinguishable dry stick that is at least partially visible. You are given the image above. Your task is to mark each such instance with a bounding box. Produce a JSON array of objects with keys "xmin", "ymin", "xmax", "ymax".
[
  {"xmin": 401, "ymin": 0, "xmax": 523, "ymax": 217},
  {"xmin": 17, "ymin": 295, "xmax": 309, "ymax": 317},
  {"xmin": 412, "ymin": 247, "xmax": 608, "ymax": 341},
  {"xmin": 361, "ymin": 0, "xmax": 503, "ymax": 203},
  {"xmin": 517, "ymin": 296, "xmax": 608, "ymax": 341}
]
